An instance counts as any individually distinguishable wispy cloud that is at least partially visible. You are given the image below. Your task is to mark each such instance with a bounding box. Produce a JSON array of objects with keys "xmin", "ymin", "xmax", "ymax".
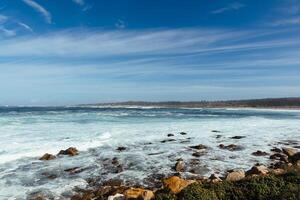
[
  {"xmin": 211, "ymin": 2, "xmax": 245, "ymax": 14},
  {"xmin": 0, "ymin": 26, "xmax": 16, "ymax": 37},
  {"xmin": 115, "ymin": 19, "xmax": 127, "ymax": 29},
  {"xmin": 72, "ymin": 0, "xmax": 85, "ymax": 6},
  {"xmin": 0, "ymin": 14, "xmax": 8, "ymax": 24},
  {"xmin": 17, "ymin": 22, "xmax": 33, "ymax": 32},
  {"xmin": 22, "ymin": 0, "xmax": 52, "ymax": 24},
  {"xmin": 271, "ymin": 16, "xmax": 300, "ymax": 26}
]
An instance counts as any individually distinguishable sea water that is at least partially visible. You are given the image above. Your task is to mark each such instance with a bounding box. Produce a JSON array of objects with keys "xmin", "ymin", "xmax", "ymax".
[{"xmin": 0, "ymin": 106, "xmax": 299, "ymax": 199}]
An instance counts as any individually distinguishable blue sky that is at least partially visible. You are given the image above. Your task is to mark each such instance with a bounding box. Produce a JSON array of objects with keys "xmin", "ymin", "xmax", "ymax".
[{"xmin": 0, "ymin": 0, "xmax": 300, "ymax": 105}]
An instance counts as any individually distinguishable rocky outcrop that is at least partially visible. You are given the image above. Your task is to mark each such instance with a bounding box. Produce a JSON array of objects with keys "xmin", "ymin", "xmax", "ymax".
[
  {"xmin": 39, "ymin": 153, "xmax": 56, "ymax": 161},
  {"xmin": 282, "ymin": 147, "xmax": 297, "ymax": 157},
  {"xmin": 189, "ymin": 144, "xmax": 207, "ymax": 150},
  {"xmin": 124, "ymin": 188, "xmax": 154, "ymax": 200},
  {"xmin": 252, "ymin": 150, "xmax": 269, "ymax": 156},
  {"xmin": 219, "ymin": 144, "xmax": 243, "ymax": 151},
  {"xmin": 58, "ymin": 147, "xmax": 79, "ymax": 156},
  {"xmin": 174, "ymin": 160, "xmax": 185, "ymax": 172},
  {"xmin": 208, "ymin": 174, "xmax": 222, "ymax": 183},
  {"xmin": 163, "ymin": 176, "xmax": 195, "ymax": 194},
  {"xmin": 246, "ymin": 165, "xmax": 269, "ymax": 176},
  {"xmin": 226, "ymin": 170, "xmax": 245, "ymax": 181}
]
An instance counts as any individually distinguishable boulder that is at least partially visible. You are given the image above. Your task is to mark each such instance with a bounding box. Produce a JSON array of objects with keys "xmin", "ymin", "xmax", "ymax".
[
  {"xmin": 252, "ymin": 150, "xmax": 269, "ymax": 156},
  {"xmin": 116, "ymin": 147, "xmax": 127, "ymax": 152},
  {"xmin": 230, "ymin": 136, "xmax": 246, "ymax": 139},
  {"xmin": 219, "ymin": 144, "xmax": 243, "ymax": 151},
  {"xmin": 189, "ymin": 144, "xmax": 207, "ymax": 150},
  {"xmin": 167, "ymin": 133, "xmax": 174, "ymax": 137},
  {"xmin": 58, "ymin": 147, "xmax": 78, "ymax": 156},
  {"xmin": 124, "ymin": 188, "xmax": 154, "ymax": 200},
  {"xmin": 163, "ymin": 176, "xmax": 195, "ymax": 194},
  {"xmin": 174, "ymin": 161, "xmax": 185, "ymax": 172},
  {"xmin": 246, "ymin": 165, "xmax": 268, "ymax": 176},
  {"xmin": 39, "ymin": 153, "xmax": 56, "ymax": 161},
  {"xmin": 226, "ymin": 170, "xmax": 245, "ymax": 182},
  {"xmin": 180, "ymin": 132, "xmax": 187, "ymax": 135},
  {"xmin": 212, "ymin": 130, "xmax": 221, "ymax": 133},
  {"xmin": 290, "ymin": 152, "xmax": 300, "ymax": 163},
  {"xmin": 192, "ymin": 152, "xmax": 205, "ymax": 157},
  {"xmin": 282, "ymin": 147, "xmax": 298, "ymax": 157},
  {"xmin": 270, "ymin": 147, "xmax": 282, "ymax": 153},
  {"xmin": 108, "ymin": 193, "xmax": 125, "ymax": 200},
  {"xmin": 208, "ymin": 174, "xmax": 222, "ymax": 183},
  {"xmin": 272, "ymin": 168, "xmax": 286, "ymax": 175}
]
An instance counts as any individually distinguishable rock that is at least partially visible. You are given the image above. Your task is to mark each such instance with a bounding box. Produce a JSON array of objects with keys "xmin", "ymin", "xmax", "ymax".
[
  {"xmin": 272, "ymin": 168, "xmax": 286, "ymax": 175},
  {"xmin": 219, "ymin": 144, "xmax": 243, "ymax": 151},
  {"xmin": 58, "ymin": 147, "xmax": 79, "ymax": 156},
  {"xmin": 230, "ymin": 136, "xmax": 246, "ymax": 139},
  {"xmin": 39, "ymin": 153, "xmax": 56, "ymax": 161},
  {"xmin": 180, "ymin": 132, "xmax": 187, "ymax": 135},
  {"xmin": 161, "ymin": 139, "xmax": 176, "ymax": 143},
  {"xmin": 246, "ymin": 165, "xmax": 268, "ymax": 176},
  {"xmin": 163, "ymin": 176, "xmax": 195, "ymax": 194},
  {"xmin": 116, "ymin": 147, "xmax": 127, "ymax": 152},
  {"xmin": 174, "ymin": 161, "xmax": 185, "ymax": 172},
  {"xmin": 167, "ymin": 133, "xmax": 174, "ymax": 137},
  {"xmin": 41, "ymin": 172, "xmax": 57, "ymax": 179},
  {"xmin": 282, "ymin": 147, "xmax": 298, "ymax": 157},
  {"xmin": 208, "ymin": 174, "xmax": 222, "ymax": 183},
  {"xmin": 124, "ymin": 188, "xmax": 154, "ymax": 200},
  {"xmin": 64, "ymin": 167, "xmax": 84, "ymax": 174},
  {"xmin": 212, "ymin": 130, "xmax": 221, "ymax": 133},
  {"xmin": 252, "ymin": 150, "xmax": 269, "ymax": 156},
  {"xmin": 192, "ymin": 151, "xmax": 205, "ymax": 157},
  {"xmin": 108, "ymin": 193, "xmax": 125, "ymax": 200},
  {"xmin": 290, "ymin": 152, "xmax": 300, "ymax": 163},
  {"xmin": 33, "ymin": 197, "xmax": 45, "ymax": 200},
  {"xmin": 226, "ymin": 170, "xmax": 245, "ymax": 182},
  {"xmin": 270, "ymin": 153, "xmax": 288, "ymax": 161},
  {"xmin": 216, "ymin": 135, "xmax": 222, "ymax": 139},
  {"xmin": 189, "ymin": 144, "xmax": 207, "ymax": 150},
  {"xmin": 270, "ymin": 147, "xmax": 282, "ymax": 153}
]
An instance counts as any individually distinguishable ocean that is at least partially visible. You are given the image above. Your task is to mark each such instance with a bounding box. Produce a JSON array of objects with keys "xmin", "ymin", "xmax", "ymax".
[{"xmin": 0, "ymin": 106, "xmax": 299, "ymax": 199}]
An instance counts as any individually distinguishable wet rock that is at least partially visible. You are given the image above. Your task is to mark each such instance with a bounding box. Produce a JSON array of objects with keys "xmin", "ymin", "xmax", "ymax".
[
  {"xmin": 290, "ymin": 152, "xmax": 300, "ymax": 163},
  {"xmin": 189, "ymin": 144, "xmax": 207, "ymax": 150},
  {"xmin": 58, "ymin": 147, "xmax": 79, "ymax": 156},
  {"xmin": 163, "ymin": 176, "xmax": 195, "ymax": 194},
  {"xmin": 41, "ymin": 172, "xmax": 57, "ymax": 179},
  {"xmin": 212, "ymin": 130, "xmax": 221, "ymax": 133},
  {"xmin": 124, "ymin": 188, "xmax": 154, "ymax": 200},
  {"xmin": 174, "ymin": 160, "xmax": 185, "ymax": 172},
  {"xmin": 180, "ymin": 132, "xmax": 187, "ymax": 135},
  {"xmin": 64, "ymin": 167, "xmax": 84, "ymax": 174},
  {"xmin": 270, "ymin": 147, "xmax": 282, "ymax": 153},
  {"xmin": 252, "ymin": 150, "xmax": 269, "ymax": 156},
  {"xmin": 270, "ymin": 153, "xmax": 288, "ymax": 162},
  {"xmin": 39, "ymin": 153, "xmax": 56, "ymax": 161},
  {"xmin": 108, "ymin": 193, "xmax": 125, "ymax": 200},
  {"xmin": 192, "ymin": 151, "xmax": 205, "ymax": 157},
  {"xmin": 226, "ymin": 170, "xmax": 245, "ymax": 182},
  {"xmin": 112, "ymin": 157, "xmax": 119, "ymax": 165},
  {"xmin": 32, "ymin": 197, "xmax": 46, "ymax": 200},
  {"xmin": 103, "ymin": 179, "xmax": 123, "ymax": 187},
  {"xmin": 246, "ymin": 165, "xmax": 268, "ymax": 176},
  {"xmin": 216, "ymin": 135, "xmax": 222, "ymax": 139},
  {"xmin": 160, "ymin": 139, "xmax": 176, "ymax": 143},
  {"xmin": 208, "ymin": 174, "xmax": 222, "ymax": 183},
  {"xmin": 282, "ymin": 147, "xmax": 298, "ymax": 157},
  {"xmin": 230, "ymin": 136, "xmax": 246, "ymax": 139},
  {"xmin": 272, "ymin": 168, "xmax": 286, "ymax": 175},
  {"xmin": 116, "ymin": 147, "xmax": 127, "ymax": 152},
  {"xmin": 219, "ymin": 144, "xmax": 243, "ymax": 151},
  {"xmin": 167, "ymin": 133, "xmax": 174, "ymax": 137}
]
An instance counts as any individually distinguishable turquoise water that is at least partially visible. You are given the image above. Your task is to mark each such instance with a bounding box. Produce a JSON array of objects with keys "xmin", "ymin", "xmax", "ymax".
[{"xmin": 0, "ymin": 107, "xmax": 299, "ymax": 199}]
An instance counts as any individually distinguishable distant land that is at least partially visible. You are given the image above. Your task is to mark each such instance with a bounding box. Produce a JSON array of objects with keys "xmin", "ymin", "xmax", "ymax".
[{"xmin": 83, "ymin": 97, "xmax": 300, "ymax": 109}]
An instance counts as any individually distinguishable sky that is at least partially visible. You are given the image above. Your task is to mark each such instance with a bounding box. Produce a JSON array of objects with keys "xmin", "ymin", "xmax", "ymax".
[{"xmin": 0, "ymin": 0, "xmax": 300, "ymax": 105}]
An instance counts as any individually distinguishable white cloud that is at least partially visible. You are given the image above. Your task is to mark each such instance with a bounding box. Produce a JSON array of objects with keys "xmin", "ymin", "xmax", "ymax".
[
  {"xmin": 0, "ymin": 26, "xmax": 16, "ymax": 37},
  {"xmin": 115, "ymin": 19, "xmax": 126, "ymax": 29},
  {"xmin": 211, "ymin": 2, "xmax": 245, "ymax": 14},
  {"xmin": 22, "ymin": 0, "xmax": 52, "ymax": 24},
  {"xmin": 17, "ymin": 22, "xmax": 33, "ymax": 32},
  {"xmin": 271, "ymin": 16, "xmax": 300, "ymax": 26},
  {"xmin": 0, "ymin": 14, "xmax": 8, "ymax": 24},
  {"xmin": 72, "ymin": 0, "xmax": 85, "ymax": 6}
]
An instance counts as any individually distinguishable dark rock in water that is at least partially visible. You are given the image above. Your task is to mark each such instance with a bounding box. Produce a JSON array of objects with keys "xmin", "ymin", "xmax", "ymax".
[
  {"xmin": 282, "ymin": 147, "xmax": 298, "ymax": 157},
  {"xmin": 41, "ymin": 172, "xmax": 57, "ymax": 179},
  {"xmin": 58, "ymin": 147, "xmax": 79, "ymax": 156},
  {"xmin": 231, "ymin": 136, "xmax": 246, "ymax": 139},
  {"xmin": 189, "ymin": 144, "xmax": 207, "ymax": 150},
  {"xmin": 212, "ymin": 130, "xmax": 221, "ymax": 133},
  {"xmin": 113, "ymin": 165, "xmax": 123, "ymax": 173},
  {"xmin": 167, "ymin": 133, "xmax": 174, "ymax": 137},
  {"xmin": 112, "ymin": 157, "xmax": 119, "ymax": 165},
  {"xmin": 148, "ymin": 152, "xmax": 164, "ymax": 156},
  {"xmin": 208, "ymin": 174, "xmax": 222, "ymax": 183},
  {"xmin": 293, "ymin": 145, "xmax": 300, "ymax": 149},
  {"xmin": 39, "ymin": 153, "xmax": 56, "ymax": 161},
  {"xmin": 192, "ymin": 151, "xmax": 205, "ymax": 157},
  {"xmin": 219, "ymin": 144, "xmax": 243, "ymax": 151},
  {"xmin": 174, "ymin": 160, "xmax": 185, "ymax": 172},
  {"xmin": 64, "ymin": 167, "xmax": 84, "ymax": 174},
  {"xmin": 103, "ymin": 179, "xmax": 123, "ymax": 187},
  {"xmin": 290, "ymin": 152, "xmax": 300, "ymax": 163},
  {"xmin": 216, "ymin": 135, "xmax": 222, "ymax": 139},
  {"xmin": 252, "ymin": 150, "xmax": 269, "ymax": 156},
  {"xmin": 161, "ymin": 139, "xmax": 176, "ymax": 143},
  {"xmin": 270, "ymin": 153, "xmax": 288, "ymax": 161},
  {"xmin": 116, "ymin": 146, "xmax": 127, "ymax": 152},
  {"xmin": 270, "ymin": 147, "xmax": 282, "ymax": 153},
  {"xmin": 180, "ymin": 132, "xmax": 187, "ymax": 135}
]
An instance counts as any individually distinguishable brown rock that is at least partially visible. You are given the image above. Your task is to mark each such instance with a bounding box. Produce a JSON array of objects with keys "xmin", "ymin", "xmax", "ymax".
[
  {"xmin": 39, "ymin": 153, "xmax": 56, "ymax": 161},
  {"xmin": 192, "ymin": 151, "xmax": 205, "ymax": 157},
  {"xmin": 270, "ymin": 147, "xmax": 282, "ymax": 153},
  {"xmin": 290, "ymin": 152, "xmax": 300, "ymax": 163},
  {"xmin": 174, "ymin": 161, "xmax": 185, "ymax": 172},
  {"xmin": 124, "ymin": 188, "xmax": 154, "ymax": 200},
  {"xmin": 189, "ymin": 144, "xmax": 207, "ymax": 150},
  {"xmin": 58, "ymin": 147, "xmax": 79, "ymax": 156},
  {"xmin": 272, "ymin": 168, "xmax": 286, "ymax": 175},
  {"xmin": 282, "ymin": 147, "xmax": 298, "ymax": 157},
  {"xmin": 108, "ymin": 193, "xmax": 124, "ymax": 200},
  {"xmin": 208, "ymin": 174, "xmax": 222, "ymax": 183},
  {"xmin": 226, "ymin": 170, "xmax": 245, "ymax": 182},
  {"xmin": 246, "ymin": 165, "xmax": 268, "ymax": 176},
  {"xmin": 252, "ymin": 150, "xmax": 269, "ymax": 156},
  {"xmin": 219, "ymin": 144, "xmax": 243, "ymax": 151},
  {"xmin": 163, "ymin": 176, "xmax": 195, "ymax": 194}
]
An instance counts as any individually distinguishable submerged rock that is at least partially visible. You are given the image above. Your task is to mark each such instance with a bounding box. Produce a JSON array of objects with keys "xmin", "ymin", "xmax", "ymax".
[
  {"xmin": 180, "ymin": 132, "xmax": 187, "ymax": 135},
  {"xmin": 219, "ymin": 144, "xmax": 243, "ymax": 151},
  {"xmin": 124, "ymin": 188, "xmax": 154, "ymax": 200},
  {"xmin": 167, "ymin": 133, "xmax": 174, "ymax": 137},
  {"xmin": 163, "ymin": 176, "xmax": 195, "ymax": 194},
  {"xmin": 230, "ymin": 136, "xmax": 246, "ymax": 139},
  {"xmin": 226, "ymin": 170, "xmax": 245, "ymax": 182},
  {"xmin": 174, "ymin": 160, "xmax": 185, "ymax": 172},
  {"xmin": 252, "ymin": 150, "xmax": 269, "ymax": 156},
  {"xmin": 189, "ymin": 144, "xmax": 207, "ymax": 150},
  {"xmin": 58, "ymin": 147, "xmax": 79, "ymax": 156},
  {"xmin": 212, "ymin": 130, "xmax": 221, "ymax": 133},
  {"xmin": 39, "ymin": 153, "xmax": 56, "ymax": 161},
  {"xmin": 161, "ymin": 139, "xmax": 176, "ymax": 143},
  {"xmin": 116, "ymin": 147, "xmax": 127, "ymax": 152}
]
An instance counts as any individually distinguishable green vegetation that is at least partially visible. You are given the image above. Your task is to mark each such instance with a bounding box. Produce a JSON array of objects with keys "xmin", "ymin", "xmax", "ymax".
[{"xmin": 155, "ymin": 172, "xmax": 300, "ymax": 200}]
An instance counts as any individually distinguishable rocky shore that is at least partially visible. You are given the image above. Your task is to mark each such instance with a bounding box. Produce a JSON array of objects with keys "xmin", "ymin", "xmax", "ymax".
[{"xmin": 29, "ymin": 131, "xmax": 300, "ymax": 200}]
